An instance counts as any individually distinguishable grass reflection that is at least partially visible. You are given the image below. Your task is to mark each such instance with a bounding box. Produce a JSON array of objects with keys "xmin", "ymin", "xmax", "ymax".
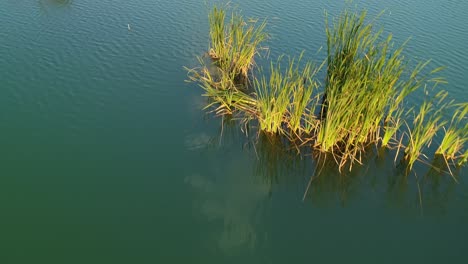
[
  {"xmin": 40, "ymin": 0, "xmax": 72, "ymax": 6},
  {"xmin": 38, "ymin": 0, "xmax": 73, "ymax": 14},
  {"xmin": 253, "ymin": 132, "xmax": 307, "ymax": 186},
  {"xmin": 303, "ymin": 152, "xmax": 370, "ymax": 207},
  {"xmin": 192, "ymin": 116, "xmax": 464, "ymax": 214}
]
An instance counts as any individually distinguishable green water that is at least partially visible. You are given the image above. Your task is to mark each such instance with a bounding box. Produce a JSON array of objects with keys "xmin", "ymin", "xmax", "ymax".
[{"xmin": 1, "ymin": 0, "xmax": 467, "ymax": 263}]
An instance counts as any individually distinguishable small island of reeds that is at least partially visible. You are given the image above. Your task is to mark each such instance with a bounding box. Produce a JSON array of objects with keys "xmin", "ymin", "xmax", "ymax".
[{"xmin": 186, "ymin": 5, "xmax": 468, "ymax": 175}]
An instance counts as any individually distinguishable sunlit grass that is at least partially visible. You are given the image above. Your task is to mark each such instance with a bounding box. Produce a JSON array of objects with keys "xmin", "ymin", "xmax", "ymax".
[
  {"xmin": 208, "ymin": 5, "xmax": 268, "ymax": 85},
  {"xmin": 186, "ymin": 57, "xmax": 257, "ymax": 117},
  {"xmin": 436, "ymin": 102, "xmax": 468, "ymax": 165},
  {"xmin": 186, "ymin": 6, "xmax": 468, "ymax": 173},
  {"xmin": 316, "ymin": 9, "xmax": 436, "ymax": 169},
  {"xmin": 404, "ymin": 91, "xmax": 448, "ymax": 170},
  {"xmin": 254, "ymin": 54, "xmax": 321, "ymax": 137}
]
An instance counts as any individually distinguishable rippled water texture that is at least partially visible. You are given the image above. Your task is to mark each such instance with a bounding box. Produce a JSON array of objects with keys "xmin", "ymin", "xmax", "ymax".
[{"xmin": 0, "ymin": 0, "xmax": 467, "ymax": 263}]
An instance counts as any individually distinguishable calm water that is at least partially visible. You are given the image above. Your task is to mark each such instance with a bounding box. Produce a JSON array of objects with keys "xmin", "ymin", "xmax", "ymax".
[{"xmin": 1, "ymin": 0, "xmax": 467, "ymax": 263}]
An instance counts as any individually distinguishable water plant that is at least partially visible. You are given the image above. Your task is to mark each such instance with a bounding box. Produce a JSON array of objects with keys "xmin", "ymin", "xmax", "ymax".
[
  {"xmin": 208, "ymin": 5, "xmax": 268, "ymax": 85},
  {"xmin": 186, "ymin": 5, "xmax": 468, "ymax": 174},
  {"xmin": 404, "ymin": 91, "xmax": 448, "ymax": 170},
  {"xmin": 186, "ymin": 57, "xmax": 257, "ymax": 116},
  {"xmin": 459, "ymin": 149, "xmax": 468, "ymax": 166},
  {"xmin": 186, "ymin": 5, "xmax": 269, "ymax": 119},
  {"xmin": 316, "ymin": 9, "xmax": 436, "ymax": 169},
  {"xmin": 254, "ymin": 54, "xmax": 321, "ymax": 137},
  {"xmin": 381, "ymin": 61, "xmax": 442, "ymax": 147},
  {"xmin": 436, "ymin": 102, "xmax": 468, "ymax": 165}
]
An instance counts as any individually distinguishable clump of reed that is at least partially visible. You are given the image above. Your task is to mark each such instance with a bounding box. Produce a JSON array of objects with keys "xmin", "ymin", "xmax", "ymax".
[
  {"xmin": 254, "ymin": 54, "xmax": 321, "ymax": 137},
  {"xmin": 435, "ymin": 102, "xmax": 468, "ymax": 166},
  {"xmin": 315, "ymin": 9, "xmax": 437, "ymax": 169},
  {"xmin": 186, "ymin": 5, "xmax": 268, "ymax": 118},
  {"xmin": 186, "ymin": 6, "xmax": 468, "ymax": 173},
  {"xmin": 186, "ymin": 59, "xmax": 257, "ymax": 116},
  {"xmin": 403, "ymin": 91, "xmax": 448, "ymax": 170},
  {"xmin": 208, "ymin": 5, "xmax": 268, "ymax": 85}
]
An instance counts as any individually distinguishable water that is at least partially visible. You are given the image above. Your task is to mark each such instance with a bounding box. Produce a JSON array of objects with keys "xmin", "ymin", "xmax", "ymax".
[{"xmin": 0, "ymin": 0, "xmax": 467, "ymax": 263}]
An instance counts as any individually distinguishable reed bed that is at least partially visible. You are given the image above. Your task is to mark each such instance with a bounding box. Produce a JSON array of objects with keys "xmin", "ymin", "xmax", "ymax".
[
  {"xmin": 186, "ymin": 6, "xmax": 468, "ymax": 173},
  {"xmin": 254, "ymin": 54, "xmax": 321, "ymax": 137},
  {"xmin": 435, "ymin": 102, "xmax": 468, "ymax": 166},
  {"xmin": 208, "ymin": 6, "xmax": 268, "ymax": 85},
  {"xmin": 317, "ymin": 10, "xmax": 450, "ymax": 169},
  {"xmin": 186, "ymin": 59, "xmax": 257, "ymax": 116},
  {"xmin": 403, "ymin": 91, "xmax": 448, "ymax": 170}
]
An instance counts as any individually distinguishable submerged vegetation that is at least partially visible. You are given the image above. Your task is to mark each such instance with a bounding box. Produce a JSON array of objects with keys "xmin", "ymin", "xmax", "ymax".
[{"xmin": 186, "ymin": 5, "xmax": 468, "ymax": 174}]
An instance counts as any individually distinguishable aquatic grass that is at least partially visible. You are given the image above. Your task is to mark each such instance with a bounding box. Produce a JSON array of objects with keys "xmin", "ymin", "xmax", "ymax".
[
  {"xmin": 208, "ymin": 5, "xmax": 268, "ymax": 85},
  {"xmin": 186, "ymin": 58, "xmax": 257, "ymax": 116},
  {"xmin": 254, "ymin": 54, "xmax": 321, "ymax": 137},
  {"xmin": 185, "ymin": 5, "xmax": 268, "ymax": 122},
  {"xmin": 186, "ymin": 6, "xmax": 468, "ymax": 173},
  {"xmin": 380, "ymin": 63, "xmax": 444, "ymax": 147},
  {"xmin": 319, "ymin": 9, "xmax": 387, "ymax": 157},
  {"xmin": 459, "ymin": 149, "xmax": 468, "ymax": 166},
  {"xmin": 404, "ymin": 91, "xmax": 449, "ymax": 170},
  {"xmin": 254, "ymin": 60, "xmax": 292, "ymax": 134},
  {"xmin": 315, "ymin": 9, "xmax": 452, "ymax": 170},
  {"xmin": 436, "ymin": 102, "xmax": 468, "ymax": 164},
  {"xmin": 381, "ymin": 110, "xmax": 403, "ymax": 147},
  {"xmin": 208, "ymin": 6, "xmax": 226, "ymax": 61},
  {"xmin": 317, "ymin": 9, "xmax": 430, "ymax": 169},
  {"xmin": 288, "ymin": 56, "xmax": 322, "ymax": 137},
  {"xmin": 302, "ymin": 95, "xmax": 322, "ymax": 136}
]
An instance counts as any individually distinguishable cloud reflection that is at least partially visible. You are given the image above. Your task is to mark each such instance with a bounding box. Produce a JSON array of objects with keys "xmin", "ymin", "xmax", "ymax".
[{"xmin": 185, "ymin": 159, "xmax": 269, "ymax": 252}]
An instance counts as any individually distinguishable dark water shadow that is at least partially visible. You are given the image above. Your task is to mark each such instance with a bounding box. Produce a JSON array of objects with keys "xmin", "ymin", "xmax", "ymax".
[
  {"xmin": 302, "ymin": 147, "xmax": 462, "ymax": 215},
  {"xmin": 185, "ymin": 117, "xmax": 466, "ymax": 255},
  {"xmin": 192, "ymin": 117, "xmax": 465, "ymax": 214},
  {"xmin": 40, "ymin": 0, "xmax": 73, "ymax": 7},
  {"xmin": 417, "ymin": 155, "xmax": 460, "ymax": 214},
  {"xmin": 252, "ymin": 132, "xmax": 309, "ymax": 186},
  {"xmin": 38, "ymin": 0, "xmax": 73, "ymax": 14},
  {"xmin": 302, "ymin": 151, "xmax": 373, "ymax": 208},
  {"xmin": 183, "ymin": 118, "xmax": 271, "ymax": 253}
]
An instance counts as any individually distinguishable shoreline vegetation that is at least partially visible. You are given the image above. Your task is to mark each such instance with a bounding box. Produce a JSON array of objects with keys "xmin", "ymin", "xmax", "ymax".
[{"xmin": 186, "ymin": 5, "xmax": 467, "ymax": 174}]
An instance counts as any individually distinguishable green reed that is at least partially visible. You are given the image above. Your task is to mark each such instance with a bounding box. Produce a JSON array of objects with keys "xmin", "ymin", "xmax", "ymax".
[
  {"xmin": 208, "ymin": 5, "xmax": 268, "ymax": 85},
  {"xmin": 459, "ymin": 150, "xmax": 468, "ymax": 166},
  {"xmin": 254, "ymin": 54, "xmax": 320, "ymax": 136},
  {"xmin": 436, "ymin": 102, "xmax": 468, "ymax": 165},
  {"xmin": 317, "ymin": 9, "xmax": 430, "ymax": 169},
  {"xmin": 186, "ymin": 57, "xmax": 257, "ymax": 117},
  {"xmin": 186, "ymin": 6, "xmax": 467, "ymax": 173},
  {"xmin": 404, "ymin": 91, "xmax": 448, "ymax": 170}
]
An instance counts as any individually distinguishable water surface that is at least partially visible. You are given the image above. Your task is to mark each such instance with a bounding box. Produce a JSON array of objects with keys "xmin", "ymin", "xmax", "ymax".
[{"xmin": 0, "ymin": 0, "xmax": 467, "ymax": 263}]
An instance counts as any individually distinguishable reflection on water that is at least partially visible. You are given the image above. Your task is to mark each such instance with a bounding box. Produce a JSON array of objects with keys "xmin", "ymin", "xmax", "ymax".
[
  {"xmin": 38, "ymin": 0, "xmax": 72, "ymax": 12},
  {"xmin": 301, "ymin": 147, "xmax": 461, "ymax": 214},
  {"xmin": 184, "ymin": 119, "xmax": 271, "ymax": 252},
  {"xmin": 418, "ymin": 156, "xmax": 459, "ymax": 214},
  {"xmin": 302, "ymin": 152, "xmax": 372, "ymax": 207},
  {"xmin": 185, "ymin": 132, "xmax": 213, "ymax": 151},
  {"xmin": 190, "ymin": 119, "xmax": 464, "ymax": 218},
  {"xmin": 185, "ymin": 167, "xmax": 269, "ymax": 252},
  {"xmin": 40, "ymin": 0, "xmax": 73, "ymax": 6},
  {"xmin": 253, "ymin": 132, "xmax": 307, "ymax": 186}
]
